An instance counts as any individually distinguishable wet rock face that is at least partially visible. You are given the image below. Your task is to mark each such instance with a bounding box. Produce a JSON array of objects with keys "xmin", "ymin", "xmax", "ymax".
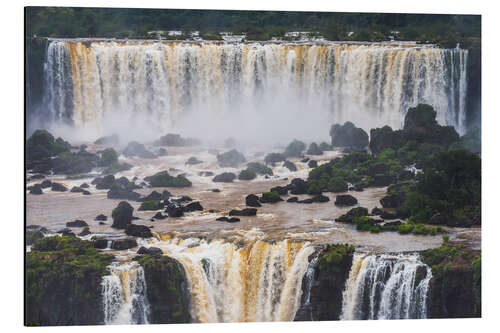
[
  {"xmin": 295, "ymin": 247, "xmax": 354, "ymax": 321},
  {"xmin": 111, "ymin": 201, "xmax": 134, "ymax": 229},
  {"xmin": 137, "ymin": 255, "xmax": 191, "ymax": 324}
]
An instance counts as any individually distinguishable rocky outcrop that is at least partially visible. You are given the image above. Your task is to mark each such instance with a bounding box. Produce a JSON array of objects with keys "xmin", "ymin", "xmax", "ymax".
[
  {"xmin": 122, "ymin": 141, "xmax": 156, "ymax": 159},
  {"xmin": 212, "ymin": 172, "xmax": 236, "ymax": 183},
  {"xmin": 330, "ymin": 122, "xmax": 368, "ymax": 150},
  {"xmin": 111, "ymin": 201, "xmax": 134, "ymax": 229},
  {"xmin": 216, "ymin": 149, "xmax": 246, "ymax": 168},
  {"xmin": 137, "ymin": 255, "xmax": 191, "ymax": 324},
  {"xmin": 334, "ymin": 194, "xmax": 358, "ymax": 206},
  {"xmin": 245, "ymin": 194, "xmax": 261, "ymax": 207},
  {"xmin": 125, "ymin": 224, "xmax": 153, "ymax": 238}
]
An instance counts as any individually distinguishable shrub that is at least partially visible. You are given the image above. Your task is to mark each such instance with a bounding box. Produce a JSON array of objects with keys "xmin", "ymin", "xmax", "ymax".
[
  {"xmin": 138, "ymin": 200, "xmax": 162, "ymax": 211},
  {"xmin": 145, "ymin": 171, "xmax": 192, "ymax": 187},
  {"xmin": 246, "ymin": 162, "xmax": 273, "ymax": 175},
  {"xmin": 398, "ymin": 224, "xmax": 415, "ymax": 234},
  {"xmin": 238, "ymin": 169, "xmax": 257, "ymax": 180},
  {"xmin": 98, "ymin": 148, "xmax": 118, "ymax": 167}
]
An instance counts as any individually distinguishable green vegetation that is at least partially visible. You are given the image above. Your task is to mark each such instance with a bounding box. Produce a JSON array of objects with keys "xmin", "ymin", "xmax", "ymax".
[
  {"xmin": 98, "ymin": 148, "xmax": 118, "ymax": 167},
  {"xmin": 318, "ymin": 244, "xmax": 355, "ymax": 272},
  {"xmin": 283, "ymin": 140, "xmax": 306, "ymax": 158},
  {"xmin": 25, "ymin": 8, "xmax": 480, "ymax": 47},
  {"xmin": 261, "ymin": 191, "xmax": 282, "ymax": 203},
  {"xmin": 26, "ymin": 129, "xmax": 71, "ymax": 173},
  {"xmin": 246, "ymin": 162, "xmax": 273, "ymax": 176},
  {"xmin": 102, "ymin": 161, "xmax": 133, "ymax": 175},
  {"xmin": 421, "ymin": 242, "xmax": 480, "ymax": 279},
  {"xmin": 330, "ymin": 121, "xmax": 368, "ymax": 149},
  {"xmin": 238, "ymin": 168, "xmax": 257, "ymax": 180},
  {"xmin": 264, "ymin": 152, "xmax": 285, "ymax": 165},
  {"xmin": 138, "ymin": 200, "xmax": 162, "ymax": 211},
  {"xmin": 145, "ymin": 171, "xmax": 192, "ymax": 187}
]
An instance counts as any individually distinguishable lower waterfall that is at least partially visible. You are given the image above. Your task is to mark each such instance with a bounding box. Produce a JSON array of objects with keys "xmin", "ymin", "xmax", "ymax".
[
  {"xmin": 101, "ymin": 261, "xmax": 150, "ymax": 324},
  {"xmin": 152, "ymin": 237, "xmax": 314, "ymax": 323},
  {"xmin": 340, "ymin": 253, "xmax": 432, "ymax": 320}
]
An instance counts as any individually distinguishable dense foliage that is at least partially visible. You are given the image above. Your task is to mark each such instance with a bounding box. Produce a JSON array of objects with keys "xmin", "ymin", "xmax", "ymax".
[{"xmin": 25, "ymin": 7, "xmax": 480, "ymax": 46}]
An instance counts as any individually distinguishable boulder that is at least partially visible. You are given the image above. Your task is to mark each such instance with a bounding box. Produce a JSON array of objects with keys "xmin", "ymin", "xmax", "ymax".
[
  {"xmin": 145, "ymin": 171, "xmax": 192, "ymax": 187},
  {"xmin": 330, "ymin": 121, "xmax": 368, "ymax": 149},
  {"xmin": 95, "ymin": 214, "xmax": 107, "ymax": 221},
  {"xmin": 260, "ymin": 191, "xmax": 283, "ymax": 203},
  {"xmin": 111, "ymin": 201, "xmax": 134, "ymax": 229},
  {"xmin": 40, "ymin": 179, "xmax": 52, "ymax": 188},
  {"xmin": 165, "ymin": 204, "xmax": 184, "ymax": 218},
  {"xmin": 155, "ymin": 133, "xmax": 200, "ymax": 147},
  {"xmin": 125, "ymin": 224, "xmax": 153, "ymax": 238},
  {"xmin": 312, "ymin": 194, "xmax": 330, "ymax": 203},
  {"xmin": 270, "ymin": 186, "xmax": 288, "ymax": 195},
  {"xmin": 213, "ymin": 172, "xmax": 236, "ymax": 183},
  {"xmin": 283, "ymin": 160, "xmax": 298, "ymax": 172},
  {"xmin": 110, "ymin": 237, "xmax": 138, "ymax": 250},
  {"xmin": 152, "ymin": 212, "xmax": 167, "ymax": 220},
  {"xmin": 186, "ymin": 156, "xmax": 203, "ymax": 165},
  {"xmin": 80, "ymin": 183, "xmax": 89, "ymax": 188},
  {"xmin": 337, "ymin": 207, "xmax": 369, "ymax": 223},
  {"xmin": 216, "ymin": 149, "xmax": 246, "ymax": 168},
  {"xmin": 298, "ymin": 198, "xmax": 314, "ymax": 204},
  {"xmin": 245, "ymin": 194, "xmax": 261, "ymax": 207},
  {"xmin": 216, "ymin": 217, "xmax": 229, "ymax": 222},
  {"xmin": 334, "ymin": 194, "xmax": 358, "ymax": 206},
  {"xmin": 383, "ymin": 220, "xmax": 402, "ymax": 227},
  {"xmin": 94, "ymin": 134, "xmax": 119, "ymax": 145},
  {"xmin": 238, "ymin": 169, "xmax": 257, "ymax": 180},
  {"xmin": 66, "ymin": 220, "xmax": 88, "ymax": 228},
  {"xmin": 95, "ymin": 175, "xmax": 115, "ymax": 190},
  {"xmin": 123, "ymin": 141, "xmax": 156, "ymax": 159},
  {"xmin": 283, "ymin": 140, "xmax": 306, "ymax": 158},
  {"xmin": 82, "ymin": 190, "xmax": 91, "ymax": 195},
  {"xmin": 107, "ymin": 184, "xmax": 142, "ymax": 201},
  {"xmin": 184, "ymin": 201, "xmax": 204, "ymax": 212},
  {"xmin": 51, "ymin": 182, "xmax": 68, "ymax": 192},
  {"xmin": 142, "ymin": 191, "xmax": 163, "ymax": 202},
  {"xmin": 307, "ymin": 160, "xmax": 318, "ymax": 168},
  {"xmin": 29, "ymin": 184, "xmax": 43, "ymax": 195},
  {"xmin": 228, "ymin": 217, "xmax": 240, "ymax": 223},
  {"xmin": 138, "ymin": 200, "xmax": 163, "ymax": 211},
  {"xmin": 92, "ymin": 238, "xmax": 109, "ymax": 249},
  {"xmin": 78, "ymin": 228, "xmax": 91, "ymax": 237},
  {"xmin": 287, "ymin": 197, "xmax": 299, "ymax": 203},
  {"xmin": 70, "ymin": 186, "xmax": 84, "ymax": 193},
  {"xmin": 137, "ymin": 246, "xmax": 163, "ymax": 255},
  {"xmin": 289, "ymin": 178, "xmax": 309, "ymax": 195},
  {"xmin": 170, "ymin": 195, "xmax": 192, "ymax": 204},
  {"xmin": 264, "ymin": 152, "xmax": 286, "ymax": 165},
  {"xmin": 229, "ymin": 208, "xmax": 257, "ymax": 216},
  {"xmin": 246, "ymin": 162, "xmax": 273, "ymax": 176},
  {"xmin": 199, "ymin": 171, "xmax": 214, "ymax": 177}
]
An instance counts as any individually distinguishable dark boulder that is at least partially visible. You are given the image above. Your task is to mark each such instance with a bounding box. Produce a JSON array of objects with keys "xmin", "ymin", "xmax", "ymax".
[
  {"xmin": 66, "ymin": 220, "xmax": 88, "ymax": 228},
  {"xmin": 137, "ymin": 246, "xmax": 163, "ymax": 255},
  {"xmin": 94, "ymin": 134, "xmax": 119, "ymax": 145},
  {"xmin": 125, "ymin": 224, "xmax": 153, "ymax": 238},
  {"xmin": 95, "ymin": 175, "xmax": 115, "ymax": 189},
  {"xmin": 270, "ymin": 186, "xmax": 288, "ymax": 195},
  {"xmin": 216, "ymin": 149, "xmax": 246, "ymax": 168},
  {"xmin": 337, "ymin": 207, "xmax": 369, "ymax": 222},
  {"xmin": 330, "ymin": 121, "xmax": 368, "ymax": 149},
  {"xmin": 199, "ymin": 171, "xmax": 214, "ymax": 177},
  {"xmin": 238, "ymin": 169, "xmax": 257, "ymax": 180},
  {"xmin": 246, "ymin": 162, "xmax": 273, "ymax": 176},
  {"xmin": 184, "ymin": 201, "xmax": 204, "ymax": 212},
  {"xmin": 95, "ymin": 214, "xmax": 107, "ymax": 221},
  {"xmin": 107, "ymin": 183, "xmax": 142, "ymax": 201},
  {"xmin": 82, "ymin": 190, "xmax": 91, "ymax": 195},
  {"xmin": 307, "ymin": 160, "xmax": 318, "ymax": 168},
  {"xmin": 111, "ymin": 237, "xmax": 138, "ymax": 250},
  {"xmin": 78, "ymin": 228, "xmax": 91, "ymax": 237},
  {"xmin": 155, "ymin": 133, "xmax": 200, "ymax": 147},
  {"xmin": 228, "ymin": 217, "xmax": 240, "ymax": 223},
  {"xmin": 51, "ymin": 182, "xmax": 68, "ymax": 192},
  {"xmin": 289, "ymin": 178, "xmax": 309, "ymax": 195},
  {"xmin": 111, "ymin": 201, "xmax": 134, "ymax": 229},
  {"xmin": 186, "ymin": 156, "xmax": 203, "ymax": 165},
  {"xmin": 70, "ymin": 186, "xmax": 84, "ymax": 193},
  {"xmin": 283, "ymin": 160, "xmax": 298, "ymax": 172},
  {"xmin": 92, "ymin": 238, "xmax": 109, "ymax": 249},
  {"xmin": 371, "ymin": 207, "xmax": 384, "ymax": 216},
  {"xmin": 260, "ymin": 191, "xmax": 283, "ymax": 203},
  {"xmin": 165, "ymin": 204, "xmax": 184, "ymax": 218},
  {"xmin": 298, "ymin": 198, "xmax": 314, "ymax": 204},
  {"xmin": 29, "ymin": 184, "xmax": 43, "ymax": 195},
  {"xmin": 142, "ymin": 191, "xmax": 163, "ymax": 202},
  {"xmin": 153, "ymin": 212, "xmax": 167, "ymax": 220},
  {"xmin": 145, "ymin": 171, "xmax": 192, "ymax": 187},
  {"xmin": 264, "ymin": 152, "xmax": 286, "ymax": 165},
  {"xmin": 56, "ymin": 228, "xmax": 75, "ymax": 237},
  {"xmin": 213, "ymin": 172, "xmax": 236, "ymax": 183},
  {"xmin": 245, "ymin": 194, "xmax": 261, "ymax": 207},
  {"xmin": 123, "ymin": 141, "xmax": 156, "ymax": 159},
  {"xmin": 40, "ymin": 179, "xmax": 52, "ymax": 188},
  {"xmin": 287, "ymin": 197, "xmax": 299, "ymax": 203},
  {"xmin": 229, "ymin": 208, "xmax": 257, "ymax": 216},
  {"xmin": 312, "ymin": 194, "xmax": 330, "ymax": 203},
  {"xmin": 284, "ymin": 140, "xmax": 306, "ymax": 158},
  {"xmin": 334, "ymin": 194, "xmax": 358, "ymax": 206},
  {"xmin": 216, "ymin": 217, "xmax": 229, "ymax": 222},
  {"xmin": 80, "ymin": 182, "xmax": 89, "ymax": 188}
]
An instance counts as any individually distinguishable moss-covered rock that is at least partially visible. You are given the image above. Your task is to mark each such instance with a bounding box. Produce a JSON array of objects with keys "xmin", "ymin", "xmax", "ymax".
[
  {"xmin": 246, "ymin": 162, "xmax": 273, "ymax": 175},
  {"xmin": 138, "ymin": 200, "xmax": 162, "ymax": 211},
  {"xmin": 97, "ymin": 148, "xmax": 118, "ymax": 167},
  {"xmin": 330, "ymin": 121, "xmax": 368, "ymax": 149},
  {"xmin": 145, "ymin": 171, "xmax": 192, "ymax": 187},
  {"xmin": 26, "ymin": 236, "xmax": 114, "ymax": 326},
  {"xmin": 260, "ymin": 191, "xmax": 283, "ymax": 203},
  {"xmin": 26, "ymin": 129, "xmax": 71, "ymax": 174},
  {"xmin": 264, "ymin": 152, "xmax": 286, "ymax": 165},
  {"xmin": 137, "ymin": 255, "xmax": 191, "ymax": 324},
  {"xmin": 284, "ymin": 140, "xmax": 306, "ymax": 158},
  {"xmin": 111, "ymin": 201, "xmax": 134, "ymax": 229},
  {"xmin": 306, "ymin": 142, "xmax": 323, "ymax": 155},
  {"xmin": 123, "ymin": 141, "xmax": 156, "ymax": 159},
  {"xmin": 216, "ymin": 149, "xmax": 246, "ymax": 168}
]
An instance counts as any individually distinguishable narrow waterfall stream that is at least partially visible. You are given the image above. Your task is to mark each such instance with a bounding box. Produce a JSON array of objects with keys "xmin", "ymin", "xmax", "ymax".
[
  {"xmin": 340, "ymin": 253, "xmax": 432, "ymax": 320},
  {"xmin": 101, "ymin": 261, "xmax": 150, "ymax": 324}
]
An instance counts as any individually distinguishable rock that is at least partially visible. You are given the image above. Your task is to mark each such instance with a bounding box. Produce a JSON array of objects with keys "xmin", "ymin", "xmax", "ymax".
[
  {"xmin": 95, "ymin": 214, "xmax": 107, "ymax": 221},
  {"xmin": 155, "ymin": 133, "xmax": 200, "ymax": 147},
  {"xmin": 70, "ymin": 186, "xmax": 84, "ymax": 193},
  {"xmin": 246, "ymin": 162, "xmax": 273, "ymax": 176},
  {"xmin": 26, "ymin": 129, "xmax": 71, "ymax": 174},
  {"xmin": 157, "ymin": 148, "xmax": 168, "ymax": 156},
  {"xmin": 228, "ymin": 217, "xmax": 240, "ymax": 223},
  {"xmin": 101, "ymin": 162, "xmax": 133, "ymax": 175},
  {"xmin": 170, "ymin": 196, "xmax": 192, "ymax": 204},
  {"xmin": 107, "ymin": 184, "xmax": 142, "ymax": 201},
  {"xmin": 334, "ymin": 194, "xmax": 358, "ymax": 206},
  {"xmin": 213, "ymin": 172, "xmax": 236, "ymax": 183},
  {"xmin": 307, "ymin": 160, "xmax": 318, "ymax": 168},
  {"xmin": 238, "ymin": 169, "xmax": 257, "ymax": 180},
  {"xmin": 301, "ymin": 157, "xmax": 310, "ymax": 163},
  {"xmin": 152, "ymin": 212, "xmax": 167, "ymax": 220},
  {"xmin": 142, "ymin": 191, "xmax": 163, "ymax": 202},
  {"xmin": 380, "ymin": 193, "xmax": 405, "ymax": 208},
  {"xmin": 125, "ymin": 224, "xmax": 153, "ymax": 238},
  {"xmin": 380, "ymin": 210, "xmax": 397, "ymax": 220},
  {"xmin": 264, "ymin": 152, "xmax": 286, "ymax": 165},
  {"xmin": 270, "ymin": 186, "xmax": 288, "ymax": 195},
  {"xmin": 216, "ymin": 217, "xmax": 229, "ymax": 222},
  {"xmin": 330, "ymin": 121, "xmax": 368, "ymax": 149},
  {"xmin": 111, "ymin": 201, "xmax": 134, "ymax": 229},
  {"xmin": 209, "ymin": 188, "xmax": 221, "ymax": 193},
  {"xmin": 80, "ymin": 183, "xmax": 89, "ymax": 188},
  {"xmin": 337, "ymin": 207, "xmax": 369, "ymax": 222},
  {"xmin": 289, "ymin": 178, "xmax": 309, "ymax": 195},
  {"xmin": 51, "ymin": 182, "xmax": 68, "ymax": 192},
  {"xmin": 229, "ymin": 208, "xmax": 257, "ymax": 216},
  {"xmin": 260, "ymin": 191, "xmax": 283, "ymax": 203},
  {"xmin": 283, "ymin": 140, "xmax": 306, "ymax": 158},
  {"xmin": 82, "ymin": 190, "xmax": 91, "ymax": 195},
  {"xmin": 51, "ymin": 150, "xmax": 97, "ymax": 175},
  {"xmin": 199, "ymin": 171, "xmax": 214, "ymax": 177},
  {"xmin": 56, "ymin": 228, "xmax": 75, "ymax": 237},
  {"xmin": 371, "ymin": 207, "xmax": 384, "ymax": 216},
  {"xmin": 92, "ymin": 238, "xmax": 109, "ymax": 249},
  {"xmin": 383, "ymin": 220, "xmax": 402, "ymax": 227},
  {"xmin": 165, "ymin": 204, "xmax": 184, "ymax": 218},
  {"xmin": 186, "ymin": 156, "xmax": 203, "ymax": 165},
  {"xmin": 287, "ymin": 197, "xmax": 299, "ymax": 203},
  {"xmin": 94, "ymin": 134, "xmax": 119, "ymax": 145},
  {"xmin": 29, "ymin": 184, "xmax": 43, "ymax": 195},
  {"xmin": 184, "ymin": 201, "xmax": 204, "ymax": 212},
  {"xmin": 66, "ymin": 220, "xmax": 88, "ymax": 228},
  {"xmin": 216, "ymin": 149, "xmax": 246, "ymax": 168},
  {"xmin": 298, "ymin": 198, "xmax": 314, "ymax": 204},
  {"xmin": 138, "ymin": 200, "xmax": 163, "ymax": 211},
  {"xmin": 40, "ymin": 179, "xmax": 52, "ymax": 188},
  {"xmin": 111, "ymin": 238, "xmax": 138, "ymax": 250},
  {"xmin": 28, "ymin": 174, "xmax": 45, "ymax": 181},
  {"xmin": 245, "ymin": 194, "xmax": 261, "ymax": 207},
  {"xmin": 306, "ymin": 142, "xmax": 323, "ymax": 155},
  {"xmin": 312, "ymin": 194, "xmax": 330, "ymax": 203},
  {"xmin": 95, "ymin": 175, "xmax": 115, "ymax": 189},
  {"xmin": 123, "ymin": 141, "xmax": 156, "ymax": 159},
  {"xmin": 78, "ymin": 228, "xmax": 91, "ymax": 237},
  {"xmin": 428, "ymin": 213, "xmax": 449, "ymax": 226},
  {"xmin": 137, "ymin": 246, "xmax": 163, "ymax": 255},
  {"xmin": 283, "ymin": 160, "xmax": 298, "ymax": 172},
  {"xmin": 145, "ymin": 171, "xmax": 192, "ymax": 187}
]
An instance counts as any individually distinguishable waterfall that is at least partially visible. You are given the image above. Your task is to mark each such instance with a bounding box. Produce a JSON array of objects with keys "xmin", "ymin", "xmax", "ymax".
[
  {"xmin": 42, "ymin": 40, "xmax": 468, "ymax": 135},
  {"xmin": 151, "ymin": 237, "xmax": 314, "ymax": 323},
  {"xmin": 101, "ymin": 261, "xmax": 150, "ymax": 325},
  {"xmin": 340, "ymin": 253, "xmax": 432, "ymax": 320}
]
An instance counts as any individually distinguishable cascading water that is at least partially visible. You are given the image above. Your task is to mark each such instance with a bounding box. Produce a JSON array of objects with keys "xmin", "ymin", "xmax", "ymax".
[
  {"xmin": 340, "ymin": 253, "xmax": 432, "ymax": 320},
  {"xmin": 150, "ymin": 236, "xmax": 314, "ymax": 323},
  {"xmin": 43, "ymin": 40, "xmax": 468, "ymax": 135},
  {"xmin": 101, "ymin": 261, "xmax": 150, "ymax": 325}
]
